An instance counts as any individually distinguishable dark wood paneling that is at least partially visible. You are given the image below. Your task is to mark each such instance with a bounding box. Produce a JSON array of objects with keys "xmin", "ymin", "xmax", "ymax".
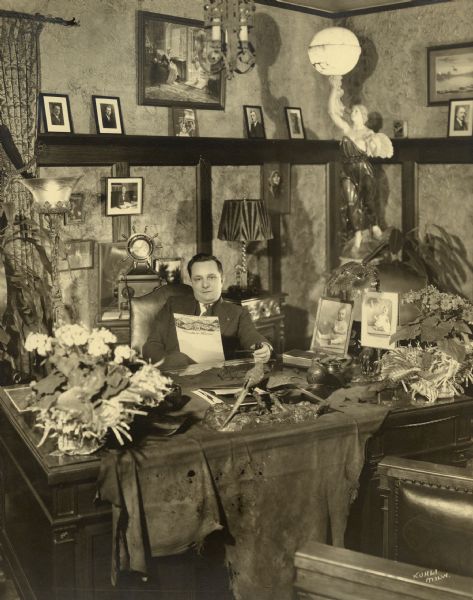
[
  {"xmin": 401, "ymin": 161, "xmax": 418, "ymax": 235},
  {"xmin": 196, "ymin": 158, "xmax": 213, "ymax": 254},
  {"xmin": 111, "ymin": 162, "xmax": 131, "ymax": 242}
]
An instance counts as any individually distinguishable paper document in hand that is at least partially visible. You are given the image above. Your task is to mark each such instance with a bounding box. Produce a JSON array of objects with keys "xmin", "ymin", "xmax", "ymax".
[{"xmin": 175, "ymin": 313, "xmax": 225, "ymax": 364}]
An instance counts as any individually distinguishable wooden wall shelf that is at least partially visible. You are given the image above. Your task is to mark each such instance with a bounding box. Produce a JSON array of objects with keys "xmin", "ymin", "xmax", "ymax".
[{"xmin": 37, "ymin": 134, "xmax": 473, "ymax": 168}]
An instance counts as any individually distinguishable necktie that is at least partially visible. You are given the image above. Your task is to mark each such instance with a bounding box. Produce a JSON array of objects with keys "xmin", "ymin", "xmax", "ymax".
[{"xmin": 201, "ymin": 303, "xmax": 213, "ymax": 316}]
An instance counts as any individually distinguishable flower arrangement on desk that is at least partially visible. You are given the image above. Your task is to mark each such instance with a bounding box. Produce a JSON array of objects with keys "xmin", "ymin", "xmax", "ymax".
[
  {"xmin": 25, "ymin": 324, "xmax": 173, "ymax": 455},
  {"xmin": 380, "ymin": 286, "xmax": 473, "ymax": 403}
]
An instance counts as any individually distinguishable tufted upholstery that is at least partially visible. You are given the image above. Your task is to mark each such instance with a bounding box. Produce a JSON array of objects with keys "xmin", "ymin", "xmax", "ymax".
[
  {"xmin": 378, "ymin": 456, "xmax": 473, "ymax": 579},
  {"xmin": 129, "ymin": 283, "xmax": 193, "ymax": 355}
]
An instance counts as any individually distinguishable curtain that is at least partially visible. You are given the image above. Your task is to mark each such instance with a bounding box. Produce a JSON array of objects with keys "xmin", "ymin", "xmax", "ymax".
[{"xmin": 0, "ymin": 17, "xmax": 43, "ymax": 376}]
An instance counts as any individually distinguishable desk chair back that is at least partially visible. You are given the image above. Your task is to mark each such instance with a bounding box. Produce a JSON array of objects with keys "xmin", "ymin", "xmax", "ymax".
[
  {"xmin": 378, "ymin": 456, "xmax": 473, "ymax": 579},
  {"xmin": 294, "ymin": 541, "xmax": 473, "ymax": 600},
  {"xmin": 130, "ymin": 283, "xmax": 193, "ymax": 354}
]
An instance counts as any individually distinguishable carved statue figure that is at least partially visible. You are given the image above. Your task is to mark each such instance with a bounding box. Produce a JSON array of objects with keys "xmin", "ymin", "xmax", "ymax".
[{"xmin": 328, "ymin": 75, "xmax": 393, "ymax": 252}]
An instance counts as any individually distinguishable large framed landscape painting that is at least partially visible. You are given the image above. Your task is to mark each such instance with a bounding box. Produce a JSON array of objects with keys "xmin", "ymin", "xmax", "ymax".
[
  {"xmin": 137, "ymin": 11, "xmax": 225, "ymax": 109},
  {"xmin": 428, "ymin": 42, "xmax": 473, "ymax": 105}
]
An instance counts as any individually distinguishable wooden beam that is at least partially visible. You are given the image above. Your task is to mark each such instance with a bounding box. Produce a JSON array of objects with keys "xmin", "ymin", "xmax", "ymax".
[
  {"xmin": 401, "ymin": 161, "xmax": 418, "ymax": 234},
  {"xmin": 196, "ymin": 158, "xmax": 213, "ymax": 254}
]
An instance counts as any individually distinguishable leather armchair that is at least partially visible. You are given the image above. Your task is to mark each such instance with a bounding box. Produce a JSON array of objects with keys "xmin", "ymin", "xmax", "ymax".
[
  {"xmin": 378, "ymin": 456, "xmax": 473, "ymax": 579},
  {"xmin": 129, "ymin": 283, "xmax": 193, "ymax": 354}
]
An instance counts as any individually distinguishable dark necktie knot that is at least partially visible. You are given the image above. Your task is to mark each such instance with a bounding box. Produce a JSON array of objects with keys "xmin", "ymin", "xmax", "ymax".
[{"xmin": 201, "ymin": 303, "xmax": 213, "ymax": 316}]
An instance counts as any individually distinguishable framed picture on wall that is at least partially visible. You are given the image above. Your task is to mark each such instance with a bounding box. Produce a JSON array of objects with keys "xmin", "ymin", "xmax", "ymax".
[
  {"xmin": 309, "ymin": 298, "xmax": 353, "ymax": 357},
  {"xmin": 447, "ymin": 99, "xmax": 473, "ymax": 137},
  {"xmin": 39, "ymin": 93, "xmax": 74, "ymax": 133},
  {"xmin": 154, "ymin": 257, "xmax": 183, "ymax": 283},
  {"xmin": 92, "ymin": 96, "xmax": 124, "ymax": 134},
  {"xmin": 244, "ymin": 105, "xmax": 266, "ymax": 139},
  {"xmin": 284, "ymin": 107, "xmax": 306, "ymax": 139},
  {"xmin": 105, "ymin": 177, "xmax": 143, "ymax": 216},
  {"xmin": 64, "ymin": 193, "xmax": 85, "ymax": 225},
  {"xmin": 427, "ymin": 42, "xmax": 473, "ymax": 105},
  {"xmin": 58, "ymin": 240, "xmax": 94, "ymax": 271},
  {"xmin": 172, "ymin": 108, "xmax": 199, "ymax": 137},
  {"xmin": 262, "ymin": 162, "xmax": 291, "ymax": 214},
  {"xmin": 98, "ymin": 242, "xmax": 133, "ymax": 320},
  {"xmin": 137, "ymin": 11, "xmax": 225, "ymax": 109}
]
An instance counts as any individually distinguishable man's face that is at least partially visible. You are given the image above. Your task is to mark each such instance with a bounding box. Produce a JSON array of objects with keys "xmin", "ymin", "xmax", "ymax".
[
  {"xmin": 52, "ymin": 105, "xmax": 60, "ymax": 116},
  {"xmin": 190, "ymin": 260, "xmax": 223, "ymax": 304},
  {"xmin": 457, "ymin": 107, "xmax": 466, "ymax": 121},
  {"xmin": 105, "ymin": 106, "xmax": 112, "ymax": 117},
  {"xmin": 250, "ymin": 111, "xmax": 257, "ymax": 123}
]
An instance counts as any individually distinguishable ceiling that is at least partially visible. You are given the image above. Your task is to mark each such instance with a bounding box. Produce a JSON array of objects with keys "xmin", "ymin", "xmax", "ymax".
[{"xmin": 259, "ymin": 0, "xmax": 450, "ymax": 17}]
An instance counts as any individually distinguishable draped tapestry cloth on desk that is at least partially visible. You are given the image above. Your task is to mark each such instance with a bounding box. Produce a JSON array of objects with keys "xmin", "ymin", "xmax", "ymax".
[{"xmin": 97, "ymin": 385, "xmax": 389, "ymax": 600}]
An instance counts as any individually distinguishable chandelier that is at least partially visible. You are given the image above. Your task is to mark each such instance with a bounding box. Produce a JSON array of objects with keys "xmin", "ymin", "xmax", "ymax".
[{"xmin": 202, "ymin": 0, "xmax": 256, "ymax": 78}]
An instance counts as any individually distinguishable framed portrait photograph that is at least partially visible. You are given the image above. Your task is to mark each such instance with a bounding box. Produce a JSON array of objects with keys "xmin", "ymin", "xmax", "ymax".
[
  {"xmin": 39, "ymin": 93, "xmax": 73, "ymax": 133},
  {"xmin": 105, "ymin": 177, "xmax": 143, "ymax": 216},
  {"xmin": 98, "ymin": 242, "xmax": 133, "ymax": 320},
  {"xmin": 154, "ymin": 257, "xmax": 183, "ymax": 284},
  {"xmin": 361, "ymin": 291, "xmax": 399, "ymax": 350},
  {"xmin": 262, "ymin": 162, "xmax": 291, "ymax": 214},
  {"xmin": 447, "ymin": 99, "xmax": 473, "ymax": 137},
  {"xmin": 137, "ymin": 11, "xmax": 225, "ymax": 110},
  {"xmin": 64, "ymin": 192, "xmax": 85, "ymax": 225},
  {"xmin": 58, "ymin": 240, "xmax": 94, "ymax": 271},
  {"xmin": 285, "ymin": 107, "xmax": 306, "ymax": 139},
  {"xmin": 310, "ymin": 298, "xmax": 353, "ymax": 357},
  {"xmin": 244, "ymin": 105, "xmax": 266, "ymax": 139},
  {"xmin": 92, "ymin": 96, "xmax": 124, "ymax": 134},
  {"xmin": 427, "ymin": 42, "xmax": 473, "ymax": 105},
  {"xmin": 172, "ymin": 108, "xmax": 199, "ymax": 137}
]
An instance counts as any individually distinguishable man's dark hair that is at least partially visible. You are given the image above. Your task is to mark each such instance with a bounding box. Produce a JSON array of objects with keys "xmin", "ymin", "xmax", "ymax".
[{"xmin": 187, "ymin": 253, "xmax": 223, "ymax": 277}]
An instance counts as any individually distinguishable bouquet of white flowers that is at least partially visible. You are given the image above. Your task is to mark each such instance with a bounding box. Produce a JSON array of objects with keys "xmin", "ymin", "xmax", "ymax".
[{"xmin": 25, "ymin": 324, "xmax": 173, "ymax": 455}]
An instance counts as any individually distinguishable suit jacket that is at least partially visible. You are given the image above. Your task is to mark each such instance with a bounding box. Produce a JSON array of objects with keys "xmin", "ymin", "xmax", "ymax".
[
  {"xmin": 249, "ymin": 121, "xmax": 264, "ymax": 138},
  {"xmin": 454, "ymin": 118, "xmax": 468, "ymax": 131},
  {"xmin": 142, "ymin": 295, "xmax": 269, "ymax": 364}
]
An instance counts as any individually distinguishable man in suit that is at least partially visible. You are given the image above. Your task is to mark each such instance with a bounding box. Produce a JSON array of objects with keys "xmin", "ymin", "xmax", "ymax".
[
  {"xmin": 50, "ymin": 104, "xmax": 64, "ymax": 126},
  {"xmin": 142, "ymin": 253, "xmax": 271, "ymax": 368},
  {"xmin": 101, "ymin": 104, "xmax": 117, "ymax": 129},
  {"xmin": 453, "ymin": 105, "xmax": 468, "ymax": 131},
  {"xmin": 248, "ymin": 109, "xmax": 264, "ymax": 138}
]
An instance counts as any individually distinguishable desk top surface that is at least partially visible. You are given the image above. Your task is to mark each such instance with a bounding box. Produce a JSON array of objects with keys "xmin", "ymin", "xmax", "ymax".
[{"xmin": 1, "ymin": 361, "xmax": 472, "ymax": 485}]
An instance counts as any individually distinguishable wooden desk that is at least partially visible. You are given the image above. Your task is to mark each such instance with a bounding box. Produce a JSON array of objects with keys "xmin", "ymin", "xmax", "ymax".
[{"xmin": 0, "ymin": 380, "xmax": 471, "ymax": 600}]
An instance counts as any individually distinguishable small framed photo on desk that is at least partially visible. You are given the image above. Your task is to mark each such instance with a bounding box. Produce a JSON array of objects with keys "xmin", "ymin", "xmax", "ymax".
[
  {"xmin": 310, "ymin": 298, "xmax": 353, "ymax": 357},
  {"xmin": 361, "ymin": 291, "xmax": 399, "ymax": 350}
]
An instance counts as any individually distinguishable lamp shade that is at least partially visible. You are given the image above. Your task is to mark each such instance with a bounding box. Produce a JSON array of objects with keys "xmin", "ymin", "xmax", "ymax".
[
  {"xmin": 308, "ymin": 27, "xmax": 361, "ymax": 76},
  {"xmin": 218, "ymin": 199, "xmax": 273, "ymax": 242},
  {"xmin": 19, "ymin": 176, "xmax": 82, "ymax": 214}
]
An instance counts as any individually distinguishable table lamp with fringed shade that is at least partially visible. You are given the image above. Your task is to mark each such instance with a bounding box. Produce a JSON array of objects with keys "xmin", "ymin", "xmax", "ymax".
[
  {"xmin": 217, "ymin": 198, "xmax": 273, "ymax": 291},
  {"xmin": 18, "ymin": 176, "xmax": 82, "ymax": 327}
]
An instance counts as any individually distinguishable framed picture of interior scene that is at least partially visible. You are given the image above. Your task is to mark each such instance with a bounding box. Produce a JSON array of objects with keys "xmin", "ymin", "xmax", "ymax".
[
  {"xmin": 137, "ymin": 11, "xmax": 225, "ymax": 109},
  {"xmin": 92, "ymin": 96, "xmax": 124, "ymax": 134},
  {"xmin": 285, "ymin": 107, "xmax": 306, "ymax": 139},
  {"xmin": 310, "ymin": 298, "xmax": 353, "ymax": 357},
  {"xmin": 361, "ymin": 291, "xmax": 399, "ymax": 350},
  {"xmin": 244, "ymin": 105, "xmax": 266, "ymax": 139},
  {"xmin": 427, "ymin": 41, "xmax": 473, "ymax": 105},
  {"xmin": 58, "ymin": 240, "xmax": 94, "ymax": 271},
  {"xmin": 64, "ymin": 192, "xmax": 85, "ymax": 225},
  {"xmin": 39, "ymin": 93, "xmax": 73, "ymax": 133},
  {"xmin": 105, "ymin": 177, "xmax": 143, "ymax": 216},
  {"xmin": 172, "ymin": 108, "xmax": 199, "ymax": 137},
  {"xmin": 98, "ymin": 242, "xmax": 133, "ymax": 320},
  {"xmin": 448, "ymin": 99, "xmax": 473, "ymax": 137},
  {"xmin": 154, "ymin": 257, "xmax": 183, "ymax": 283}
]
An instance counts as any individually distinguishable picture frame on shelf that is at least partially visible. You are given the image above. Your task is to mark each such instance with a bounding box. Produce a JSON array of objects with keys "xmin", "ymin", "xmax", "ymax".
[
  {"xmin": 39, "ymin": 93, "xmax": 74, "ymax": 133},
  {"xmin": 447, "ymin": 99, "xmax": 473, "ymax": 137},
  {"xmin": 244, "ymin": 105, "xmax": 266, "ymax": 139},
  {"xmin": 154, "ymin": 257, "xmax": 183, "ymax": 283},
  {"xmin": 98, "ymin": 242, "xmax": 133, "ymax": 320},
  {"xmin": 172, "ymin": 108, "xmax": 199, "ymax": 137},
  {"xmin": 92, "ymin": 95, "xmax": 124, "ymax": 134},
  {"xmin": 393, "ymin": 120, "xmax": 408, "ymax": 138},
  {"xmin": 427, "ymin": 41, "xmax": 473, "ymax": 105},
  {"xmin": 58, "ymin": 240, "xmax": 94, "ymax": 271},
  {"xmin": 64, "ymin": 193, "xmax": 85, "ymax": 225},
  {"xmin": 262, "ymin": 162, "xmax": 291, "ymax": 214},
  {"xmin": 361, "ymin": 291, "xmax": 399, "ymax": 350},
  {"xmin": 284, "ymin": 107, "xmax": 305, "ymax": 139},
  {"xmin": 137, "ymin": 11, "xmax": 226, "ymax": 110},
  {"xmin": 310, "ymin": 298, "xmax": 353, "ymax": 358},
  {"xmin": 105, "ymin": 177, "xmax": 143, "ymax": 216}
]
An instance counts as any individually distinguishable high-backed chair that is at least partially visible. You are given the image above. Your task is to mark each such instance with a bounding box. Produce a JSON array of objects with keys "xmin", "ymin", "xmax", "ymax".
[
  {"xmin": 294, "ymin": 541, "xmax": 473, "ymax": 600},
  {"xmin": 378, "ymin": 456, "xmax": 473, "ymax": 579},
  {"xmin": 129, "ymin": 283, "xmax": 193, "ymax": 355}
]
